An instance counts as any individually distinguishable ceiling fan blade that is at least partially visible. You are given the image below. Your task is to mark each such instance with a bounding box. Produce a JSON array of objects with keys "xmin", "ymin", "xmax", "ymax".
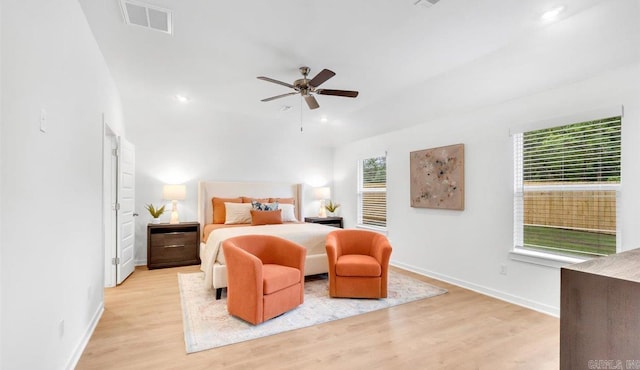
[
  {"xmin": 316, "ymin": 89, "xmax": 359, "ymax": 98},
  {"xmin": 304, "ymin": 95, "xmax": 320, "ymax": 110},
  {"xmin": 308, "ymin": 69, "xmax": 336, "ymax": 88},
  {"xmin": 261, "ymin": 92, "xmax": 298, "ymax": 102},
  {"xmin": 257, "ymin": 76, "xmax": 295, "ymax": 89}
]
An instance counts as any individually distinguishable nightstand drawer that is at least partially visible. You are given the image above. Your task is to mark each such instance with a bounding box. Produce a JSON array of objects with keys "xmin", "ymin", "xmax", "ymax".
[
  {"xmin": 149, "ymin": 243, "xmax": 198, "ymax": 264},
  {"xmin": 150, "ymin": 231, "xmax": 197, "ymax": 248}
]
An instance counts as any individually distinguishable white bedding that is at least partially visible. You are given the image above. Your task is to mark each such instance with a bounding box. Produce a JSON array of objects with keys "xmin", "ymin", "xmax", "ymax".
[{"xmin": 201, "ymin": 223, "xmax": 334, "ymax": 289}]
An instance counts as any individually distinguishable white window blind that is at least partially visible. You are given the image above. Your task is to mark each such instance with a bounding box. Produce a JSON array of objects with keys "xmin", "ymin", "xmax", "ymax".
[
  {"xmin": 358, "ymin": 156, "xmax": 387, "ymax": 229},
  {"xmin": 513, "ymin": 116, "xmax": 621, "ymax": 257}
]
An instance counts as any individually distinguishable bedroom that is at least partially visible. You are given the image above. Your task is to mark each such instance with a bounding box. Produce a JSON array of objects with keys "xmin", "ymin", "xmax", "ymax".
[{"xmin": 1, "ymin": 0, "xmax": 639, "ymax": 369}]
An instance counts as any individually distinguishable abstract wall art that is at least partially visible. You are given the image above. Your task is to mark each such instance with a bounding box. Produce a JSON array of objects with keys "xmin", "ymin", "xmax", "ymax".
[{"xmin": 410, "ymin": 144, "xmax": 465, "ymax": 210}]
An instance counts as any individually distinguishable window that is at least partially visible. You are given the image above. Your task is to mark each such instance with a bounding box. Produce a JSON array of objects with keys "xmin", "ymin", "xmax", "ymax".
[
  {"xmin": 514, "ymin": 116, "xmax": 621, "ymax": 258},
  {"xmin": 358, "ymin": 156, "xmax": 387, "ymax": 229}
]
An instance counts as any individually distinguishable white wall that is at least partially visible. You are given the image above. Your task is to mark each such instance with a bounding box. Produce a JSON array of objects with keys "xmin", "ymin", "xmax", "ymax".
[
  {"xmin": 0, "ymin": 0, "xmax": 3, "ymax": 364},
  {"xmin": 0, "ymin": 1, "xmax": 124, "ymax": 369},
  {"xmin": 334, "ymin": 2, "xmax": 640, "ymax": 316},
  {"xmin": 126, "ymin": 111, "xmax": 334, "ymax": 264}
]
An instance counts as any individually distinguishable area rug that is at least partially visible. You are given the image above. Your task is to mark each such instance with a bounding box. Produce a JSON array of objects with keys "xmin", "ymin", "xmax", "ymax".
[{"xmin": 178, "ymin": 271, "xmax": 447, "ymax": 353}]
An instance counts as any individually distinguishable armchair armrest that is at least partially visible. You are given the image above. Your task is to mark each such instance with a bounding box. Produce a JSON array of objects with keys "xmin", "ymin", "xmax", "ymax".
[
  {"xmin": 222, "ymin": 242, "xmax": 263, "ymax": 321},
  {"xmin": 371, "ymin": 235, "xmax": 392, "ymax": 268},
  {"xmin": 325, "ymin": 231, "xmax": 341, "ymax": 265}
]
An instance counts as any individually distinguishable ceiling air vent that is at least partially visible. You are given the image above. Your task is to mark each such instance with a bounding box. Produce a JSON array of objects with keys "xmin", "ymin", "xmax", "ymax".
[
  {"xmin": 414, "ymin": 0, "xmax": 441, "ymax": 8},
  {"xmin": 120, "ymin": 0, "xmax": 173, "ymax": 35}
]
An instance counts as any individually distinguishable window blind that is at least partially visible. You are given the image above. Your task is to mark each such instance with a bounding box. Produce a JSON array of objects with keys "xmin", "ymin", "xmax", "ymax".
[
  {"xmin": 359, "ymin": 156, "xmax": 387, "ymax": 228},
  {"xmin": 514, "ymin": 116, "xmax": 621, "ymax": 257}
]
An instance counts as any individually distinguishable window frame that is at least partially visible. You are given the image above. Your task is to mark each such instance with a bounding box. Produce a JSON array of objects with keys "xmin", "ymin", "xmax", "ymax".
[
  {"xmin": 511, "ymin": 107, "xmax": 622, "ymax": 265},
  {"xmin": 357, "ymin": 155, "xmax": 387, "ymax": 232}
]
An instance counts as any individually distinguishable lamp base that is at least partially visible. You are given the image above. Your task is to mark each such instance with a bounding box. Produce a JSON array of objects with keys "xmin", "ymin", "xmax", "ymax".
[
  {"xmin": 170, "ymin": 212, "xmax": 179, "ymax": 224},
  {"xmin": 318, "ymin": 200, "xmax": 327, "ymax": 218},
  {"xmin": 169, "ymin": 200, "xmax": 179, "ymax": 224}
]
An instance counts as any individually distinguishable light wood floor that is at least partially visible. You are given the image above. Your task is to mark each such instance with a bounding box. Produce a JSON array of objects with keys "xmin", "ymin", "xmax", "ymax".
[{"xmin": 76, "ymin": 266, "xmax": 559, "ymax": 370}]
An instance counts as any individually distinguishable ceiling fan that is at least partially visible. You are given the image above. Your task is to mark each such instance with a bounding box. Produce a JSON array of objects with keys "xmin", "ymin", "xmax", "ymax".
[{"xmin": 257, "ymin": 66, "xmax": 359, "ymax": 110}]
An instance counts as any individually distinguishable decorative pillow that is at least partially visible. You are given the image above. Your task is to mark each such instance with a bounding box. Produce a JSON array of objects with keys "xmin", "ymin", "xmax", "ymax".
[
  {"xmin": 279, "ymin": 203, "xmax": 298, "ymax": 222},
  {"xmin": 250, "ymin": 209, "xmax": 283, "ymax": 225},
  {"xmin": 224, "ymin": 202, "xmax": 253, "ymax": 224},
  {"xmin": 269, "ymin": 197, "xmax": 295, "ymax": 205},
  {"xmin": 251, "ymin": 200, "xmax": 279, "ymax": 211},
  {"xmin": 212, "ymin": 197, "xmax": 242, "ymax": 224},
  {"xmin": 242, "ymin": 197, "xmax": 269, "ymax": 204}
]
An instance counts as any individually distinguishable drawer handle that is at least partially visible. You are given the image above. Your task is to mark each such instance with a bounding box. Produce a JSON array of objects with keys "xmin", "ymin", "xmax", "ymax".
[
  {"xmin": 165, "ymin": 232, "xmax": 185, "ymax": 235},
  {"xmin": 164, "ymin": 244, "xmax": 185, "ymax": 248}
]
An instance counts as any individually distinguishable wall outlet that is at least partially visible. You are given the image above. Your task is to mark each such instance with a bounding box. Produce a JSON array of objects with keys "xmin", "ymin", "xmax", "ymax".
[
  {"xmin": 58, "ymin": 320, "xmax": 65, "ymax": 338},
  {"xmin": 500, "ymin": 264, "xmax": 508, "ymax": 275}
]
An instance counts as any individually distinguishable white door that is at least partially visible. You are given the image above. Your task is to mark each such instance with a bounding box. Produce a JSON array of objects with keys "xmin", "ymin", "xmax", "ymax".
[{"xmin": 117, "ymin": 137, "xmax": 136, "ymax": 284}]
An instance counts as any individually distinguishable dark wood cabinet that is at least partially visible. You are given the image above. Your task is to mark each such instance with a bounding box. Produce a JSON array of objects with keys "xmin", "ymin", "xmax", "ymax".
[
  {"xmin": 560, "ymin": 248, "xmax": 640, "ymax": 368},
  {"xmin": 147, "ymin": 222, "xmax": 200, "ymax": 269},
  {"xmin": 304, "ymin": 216, "xmax": 343, "ymax": 228}
]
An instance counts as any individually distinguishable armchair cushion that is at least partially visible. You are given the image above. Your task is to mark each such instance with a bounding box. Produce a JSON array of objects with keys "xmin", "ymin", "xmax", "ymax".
[
  {"xmin": 336, "ymin": 255, "xmax": 381, "ymax": 277},
  {"xmin": 262, "ymin": 264, "xmax": 301, "ymax": 294}
]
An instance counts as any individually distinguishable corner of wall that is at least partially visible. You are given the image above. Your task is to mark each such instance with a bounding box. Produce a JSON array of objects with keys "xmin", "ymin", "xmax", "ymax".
[{"xmin": 0, "ymin": 0, "xmax": 5, "ymax": 365}]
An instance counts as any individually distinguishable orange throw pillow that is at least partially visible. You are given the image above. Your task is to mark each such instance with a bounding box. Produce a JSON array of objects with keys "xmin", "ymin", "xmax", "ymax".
[
  {"xmin": 212, "ymin": 197, "xmax": 242, "ymax": 224},
  {"xmin": 269, "ymin": 197, "xmax": 295, "ymax": 205},
  {"xmin": 250, "ymin": 209, "xmax": 283, "ymax": 225},
  {"xmin": 242, "ymin": 197, "xmax": 270, "ymax": 204}
]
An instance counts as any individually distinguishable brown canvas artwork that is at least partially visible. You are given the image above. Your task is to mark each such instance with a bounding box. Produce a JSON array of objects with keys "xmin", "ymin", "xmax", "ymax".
[{"xmin": 410, "ymin": 144, "xmax": 464, "ymax": 210}]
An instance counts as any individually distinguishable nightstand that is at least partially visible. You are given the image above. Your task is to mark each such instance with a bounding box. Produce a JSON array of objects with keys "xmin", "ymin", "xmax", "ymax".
[
  {"xmin": 304, "ymin": 216, "xmax": 344, "ymax": 228},
  {"xmin": 147, "ymin": 222, "xmax": 201, "ymax": 269}
]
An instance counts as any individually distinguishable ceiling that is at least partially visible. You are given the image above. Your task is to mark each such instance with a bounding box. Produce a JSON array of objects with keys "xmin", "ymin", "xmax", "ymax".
[{"xmin": 78, "ymin": 0, "xmax": 619, "ymax": 146}]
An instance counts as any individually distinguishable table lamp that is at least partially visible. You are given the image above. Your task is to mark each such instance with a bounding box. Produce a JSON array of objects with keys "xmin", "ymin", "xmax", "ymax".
[
  {"xmin": 163, "ymin": 184, "xmax": 186, "ymax": 224},
  {"xmin": 313, "ymin": 187, "xmax": 331, "ymax": 218}
]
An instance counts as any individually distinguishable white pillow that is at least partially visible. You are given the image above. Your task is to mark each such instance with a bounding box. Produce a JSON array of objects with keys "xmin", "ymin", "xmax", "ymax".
[
  {"xmin": 279, "ymin": 203, "xmax": 298, "ymax": 222},
  {"xmin": 224, "ymin": 202, "xmax": 252, "ymax": 224}
]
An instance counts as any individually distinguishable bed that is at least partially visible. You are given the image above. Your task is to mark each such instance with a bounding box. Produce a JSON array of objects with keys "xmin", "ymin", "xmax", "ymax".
[{"xmin": 197, "ymin": 181, "xmax": 334, "ymax": 298}]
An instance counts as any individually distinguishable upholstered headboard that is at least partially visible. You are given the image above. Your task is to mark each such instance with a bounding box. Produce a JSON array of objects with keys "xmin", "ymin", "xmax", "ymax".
[{"xmin": 197, "ymin": 181, "xmax": 304, "ymax": 228}]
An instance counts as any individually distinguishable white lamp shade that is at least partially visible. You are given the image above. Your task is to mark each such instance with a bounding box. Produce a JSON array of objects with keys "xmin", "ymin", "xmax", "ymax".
[
  {"xmin": 163, "ymin": 184, "xmax": 186, "ymax": 200},
  {"xmin": 313, "ymin": 187, "xmax": 331, "ymax": 200}
]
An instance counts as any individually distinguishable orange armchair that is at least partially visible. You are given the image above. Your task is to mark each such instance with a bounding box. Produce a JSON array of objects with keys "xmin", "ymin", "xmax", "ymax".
[
  {"xmin": 222, "ymin": 235, "xmax": 306, "ymax": 325},
  {"xmin": 326, "ymin": 229, "xmax": 392, "ymax": 299}
]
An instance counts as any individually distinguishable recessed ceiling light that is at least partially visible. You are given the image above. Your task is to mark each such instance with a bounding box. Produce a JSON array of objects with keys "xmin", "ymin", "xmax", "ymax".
[
  {"xmin": 175, "ymin": 94, "xmax": 189, "ymax": 103},
  {"xmin": 320, "ymin": 116, "xmax": 328, "ymax": 123},
  {"xmin": 541, "ymin": 6, "xmax": 565, "ymax": 22}
]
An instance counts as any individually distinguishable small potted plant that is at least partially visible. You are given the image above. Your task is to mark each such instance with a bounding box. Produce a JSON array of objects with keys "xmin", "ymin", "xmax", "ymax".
[
  {"xmin": 325, "ymin": 200, "xmax": 340, "ymax": 217},
  {"xmin": 145, "ymin": 203, "xmax": 165, "ymax": 224}
]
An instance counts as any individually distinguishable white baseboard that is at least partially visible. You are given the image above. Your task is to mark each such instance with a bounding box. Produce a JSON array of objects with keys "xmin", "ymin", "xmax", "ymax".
[
  {"xmin": 65, "ymin": 302, "xmax": 104, "ymax": 370},
  {"xmin": 135, "ymin": 259, "xmax": 147, "ymax": 266},
  {"xmin": 391, "ymin": 261, "xmax": 559, "ymax": 317}
]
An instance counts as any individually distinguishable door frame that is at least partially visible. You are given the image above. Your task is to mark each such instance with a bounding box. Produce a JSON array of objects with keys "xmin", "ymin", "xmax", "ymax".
[{"xmin": 103, "ymin": 118, "xmax": 118, "ymax": 288}]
